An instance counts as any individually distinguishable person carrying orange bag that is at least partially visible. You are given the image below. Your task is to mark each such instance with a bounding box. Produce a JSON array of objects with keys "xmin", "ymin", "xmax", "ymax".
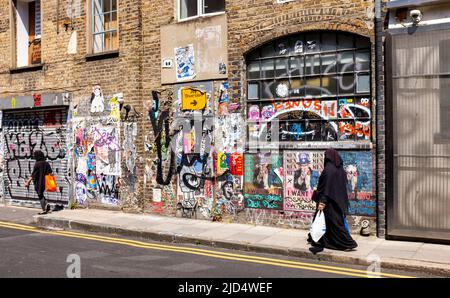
[{"xmin": 25, "ymin": 150, "xmax": 55, "ymax": 214}]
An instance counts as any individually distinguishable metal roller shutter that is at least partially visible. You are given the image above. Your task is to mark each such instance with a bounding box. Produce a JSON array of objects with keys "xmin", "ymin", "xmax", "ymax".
[{"xmin": 2, "ymin": 108, "xmax": 70, "ymax": 207}]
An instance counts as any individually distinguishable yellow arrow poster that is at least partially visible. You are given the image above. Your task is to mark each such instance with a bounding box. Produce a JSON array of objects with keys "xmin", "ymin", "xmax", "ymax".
[{"xmin": 181, "ymin": 88, "xmax": 207, "ymax": 110}]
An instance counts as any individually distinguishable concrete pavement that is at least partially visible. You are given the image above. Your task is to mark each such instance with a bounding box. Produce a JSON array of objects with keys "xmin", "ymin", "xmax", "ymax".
[{"xmin": 1, "ymin": 205, "xmax": 450, "ymax": 277}]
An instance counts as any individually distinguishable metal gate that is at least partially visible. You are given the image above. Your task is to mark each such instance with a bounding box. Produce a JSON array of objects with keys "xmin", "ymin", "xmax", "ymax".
[
  {"xmin": 387, "ymin": 26, "xmax": 450, "ymax": 242},
  {"xmin": 2, "ymin": 108, "xmax": 70, "ymax": 208}
]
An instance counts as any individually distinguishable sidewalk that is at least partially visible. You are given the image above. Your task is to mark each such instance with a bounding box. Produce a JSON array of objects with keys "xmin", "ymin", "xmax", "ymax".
[{"xmin": 1, "ymin": 205, "xmax": 450, "ymax": 277}]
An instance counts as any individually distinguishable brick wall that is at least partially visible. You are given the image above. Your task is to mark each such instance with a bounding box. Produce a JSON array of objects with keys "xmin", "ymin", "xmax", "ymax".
[
  {"xmin": 0, "ymin": 0, "xmax": 145, "ymax": 211},
  {"xmin": 0, "ymin": 0, "xmax": 383, "ymax": 236}
]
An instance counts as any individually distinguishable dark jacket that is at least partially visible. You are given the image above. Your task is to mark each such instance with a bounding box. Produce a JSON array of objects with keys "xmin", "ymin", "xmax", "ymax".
[{"xmin": 32, "ymin": 160, "xmax": 53, "ymax": 196}]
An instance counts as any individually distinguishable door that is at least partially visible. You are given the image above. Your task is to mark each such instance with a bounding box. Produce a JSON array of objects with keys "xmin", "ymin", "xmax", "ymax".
[
  {"xmin": 2, "ymin": 108, "xmax": 70, "ymax": 207},
  {"xmin": 387, "ymin": 28, "xmax": 450, "ymax": 242}
]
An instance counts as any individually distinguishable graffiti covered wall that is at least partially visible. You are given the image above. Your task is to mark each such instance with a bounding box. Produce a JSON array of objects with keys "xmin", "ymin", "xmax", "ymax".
[
  {"xmin": 70, "ymin": 87, "xmax": 139, "ymax": 209},
  {"xmin": 241, "ymin": 150, "xmax": 375, "ymax": 231}
]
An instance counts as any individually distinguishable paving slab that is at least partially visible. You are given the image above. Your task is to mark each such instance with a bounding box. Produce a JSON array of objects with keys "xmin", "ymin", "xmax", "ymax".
[{"xmin": 224, "ymin": 232, "xmax": 273, "ymax": 244}]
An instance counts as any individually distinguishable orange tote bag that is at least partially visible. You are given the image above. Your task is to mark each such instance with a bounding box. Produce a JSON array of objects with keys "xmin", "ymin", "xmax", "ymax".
[{"xmin": 45, "ymin": 174, "xmax": 57, "ymax": 192}]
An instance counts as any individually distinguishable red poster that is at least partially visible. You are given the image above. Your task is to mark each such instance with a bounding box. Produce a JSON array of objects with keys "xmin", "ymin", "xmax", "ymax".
[
  {"xmin": 33, "ymin": 94, "xmax": 42, "ymax": 107},
  {"xmin": 230, "ymin": 153, "xmax": 243, "ymax": 176}
]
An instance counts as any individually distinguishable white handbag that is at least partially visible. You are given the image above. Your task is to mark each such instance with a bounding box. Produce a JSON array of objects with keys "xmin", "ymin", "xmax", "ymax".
[{"xmin": 310, "ymin": 210, "xmax": 326, "ymax": 242}]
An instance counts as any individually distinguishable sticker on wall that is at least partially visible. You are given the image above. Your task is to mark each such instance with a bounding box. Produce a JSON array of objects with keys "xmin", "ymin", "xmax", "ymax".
[
  {"xmin": 217, "ymin": 152, "xmax": 229, "ymax": 173},
  {"xmin": 124, "ymin": 122, "xmax": 138, "ymax": 173},
  {"xmin": 87, "ymin": 174, "xmax": 97, "ymax": 191},
  {"xmin": 219, "ymin": 62, "xmax": 227, "ymax": 74},
  {"xmin": 218, "ymin": 82, "xmax": 229, "ymax": 103},
  {"xmin": 33, "ymin": 94, "xmax": 42, "ymax": 107},
  {"xmin": 153, "ymin": 188, "xmax": 162, "ymax": 203},
  {"xmin": 11, "ymin": 97, "xmax": 16, "ymax": 109},
  {"xmin": 261, "ymin": 105, "xmax": 275, "ymax": 119},
  {"xmin": 248, "ymin": 105, "xmax": 260, "ymax": 121},
  {"xmin": 183, "ymin": 130, "xmax": 196, "ymax": 154},
  {"xmin": 276, "ymin": 83, "xmax": 289, "ymax": 98},
  {"xmin": 230, "ymin": 153, "xmax": 243, "ymax": 176},
  {"xmin": 294, "ymin": 40, "xmax": 304, "ymax": 54},
  {"xmin": 90, "ymin": 85, "xmax": 105, "ymax": 113},
  {"xmin": 108, "ymin": 97, "xmax": 121, "ymax": 123},
  {"xmin": 218, "ymin": 103, "xmax": 229, "ymax": 116},
  {"xmin": 75, "ymin": 182, "xmax": 87, "ymax": 205},
  {"xmin": 215, "ymin": 113, "xmax": 244, "ymax": 153},
  {"xmin": 175, "ymin": 44, "xmax": 196, "ymax": 81}
]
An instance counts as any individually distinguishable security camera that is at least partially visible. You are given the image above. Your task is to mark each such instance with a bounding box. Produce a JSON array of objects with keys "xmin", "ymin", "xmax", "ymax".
[{"xmin": 410, "ymin": 9, "xmax": 423, "ymax": 24}]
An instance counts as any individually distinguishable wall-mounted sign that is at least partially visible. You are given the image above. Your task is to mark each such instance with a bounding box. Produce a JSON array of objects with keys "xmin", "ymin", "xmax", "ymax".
[
  {"xmin": 162, "ymin": 58, "xmax": 173, "ymax": 69},
  {"xmin": 181, "ymin": 87, "xmax": 207, "ymax": 110}
]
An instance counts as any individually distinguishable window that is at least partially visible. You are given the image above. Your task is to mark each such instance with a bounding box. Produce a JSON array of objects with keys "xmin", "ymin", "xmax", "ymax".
[
  {"xmin": 13, "ymin": 0, "xmax": 41, "ymax": 67},
  {"xmin": 179, "ymin": 0, "xmax": 225, "ymax": 20},
  {"xmin": 246, "ymin": 32, "xmax": 372, "ymax": 145},
  {"xmin": 91, "ymin": 0, "xmax": 118, "ymax": 54}
]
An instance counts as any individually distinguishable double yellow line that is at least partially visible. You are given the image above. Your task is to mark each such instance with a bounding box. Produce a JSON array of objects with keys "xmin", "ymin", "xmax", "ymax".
[{"xmin": 0, "ymin": 220, "xmax": 415, "ymax": 278}]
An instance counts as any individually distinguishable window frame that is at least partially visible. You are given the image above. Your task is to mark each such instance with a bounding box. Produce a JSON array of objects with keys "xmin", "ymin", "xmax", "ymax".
[
  {"xmin": 10, "ymin": 0, "xmax": 43, "ymax": 68},
  {"xmin": 88, "ymin": 0, "xmax": 119, "ymax": 55},
  {"xmin": 177, "ymin": 0, "xmax": 225, "ymax": 22},
  {"xmin": 245, "ymin": 32, "xmax": 373, "ymax": 145}
]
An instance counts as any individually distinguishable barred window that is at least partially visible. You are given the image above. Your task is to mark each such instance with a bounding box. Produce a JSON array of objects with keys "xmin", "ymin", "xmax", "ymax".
[{"xmin": 246, "ymin": 32, "xmax": 372, "ymax": 145}]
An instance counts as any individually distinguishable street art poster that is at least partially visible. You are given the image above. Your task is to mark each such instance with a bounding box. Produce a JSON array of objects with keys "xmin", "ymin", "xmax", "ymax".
[
  {"xmin": 107, "ymin": 97, "xmax": 121, "ymax": 123},
  {"xmin": 215, "ymin": 113, "xmax": 244, "ymax": 153},
  {"xmin": 217, "ymin": 152, "xmax": 229, "ymax": 174},
  {"xmin": 230, "ymin": 153, "xmax": 243, "ymax": 176},
  {"xmin": 74, "ymin": 121, "xmax": 87, "ymax": 158},
  {"xmin": 218, "ymin": 103, "xmax": 229, "ymax": 116},
  {"xmin": 90, "ymin": 85, "xmax": 105, "ymax": 113},
  {"xmin": 75, "ymin": 179, "xmax": 87, "ymax": 205},
  {"xmin": 244, "ymin": 153, "xmax": 283, "ymax": 210},
  {"xmin": 91, "ymin": 125, "xmax": 121, "ymax": 176},
  {"xmin": 284, "ymin": 151, "xmax": 323, "ymax": 212},
  {"xmin": 176, "ymin": 152, "xmax": 215, "ymax": 219},
  {"xmin": 219, "ymin": 82, "xmax": 229, "ymax": 103},
  {"xmin": 282, "ymin": 151, "xmax": 375, "ymax": 216},
  {"xmin": 97, "ymin": 174, "xmax": 119, "ymax": 206},
  {"xmin": 175, "ymin": 44, "xmax": 195, "ymax": 81},
  {"xmin": 153, "ymin": 188, "xmax": 162, "ymax": 203},
  {"xmin": 340, "ymin": 151, "xmax": 375, "ymax": 216},
  {"xmin": 123, "ymin": 122, "xmax": 138, "ymax": 173},
  {"xmin": 216, "ymin": 173, "xmax": 244, "ymax": 215}
]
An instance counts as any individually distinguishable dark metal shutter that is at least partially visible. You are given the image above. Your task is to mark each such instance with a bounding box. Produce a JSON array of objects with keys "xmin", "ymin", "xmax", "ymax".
[{"xmin": 2, "ymin": 108, "xmax": 70, "ymax": 207}]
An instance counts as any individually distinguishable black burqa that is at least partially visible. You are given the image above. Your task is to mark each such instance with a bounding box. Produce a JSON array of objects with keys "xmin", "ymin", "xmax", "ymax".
[
  {"xmin": 310, "ymin": 149, "xmax": 357, "ymax": 251},
  {"xmin": 31, "ymin": 151, "xmax": 53, "ymax": 196}
]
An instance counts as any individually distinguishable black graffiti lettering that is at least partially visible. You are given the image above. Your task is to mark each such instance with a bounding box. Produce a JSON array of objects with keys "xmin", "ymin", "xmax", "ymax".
[{"xmin": 97, "ymin": 175, "xmax": 118, "ymax": 197}]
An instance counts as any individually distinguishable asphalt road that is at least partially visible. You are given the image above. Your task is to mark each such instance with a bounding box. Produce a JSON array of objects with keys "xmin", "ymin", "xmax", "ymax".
[{"xmin": 0, "ymin": 223, "xmax": 431, "ymax": 278}]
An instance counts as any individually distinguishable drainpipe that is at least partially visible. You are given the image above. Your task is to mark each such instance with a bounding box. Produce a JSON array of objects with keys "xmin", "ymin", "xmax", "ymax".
[{"xmin": 374, "ymin": 0, "xmax": 383, "ymax": 238}]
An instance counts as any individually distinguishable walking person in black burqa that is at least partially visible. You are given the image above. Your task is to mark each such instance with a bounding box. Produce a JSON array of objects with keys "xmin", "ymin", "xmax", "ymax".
[
  {"xmin": 25, "ymin": 150, "xmax": 53, "ymax": 215},
  {"xmin": 308, "ymin": 149, "xmax": 358, "ymax": 253}
]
